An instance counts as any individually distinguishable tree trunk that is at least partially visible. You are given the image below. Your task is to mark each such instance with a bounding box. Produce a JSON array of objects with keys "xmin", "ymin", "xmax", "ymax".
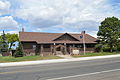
[
  {"xmin": 9, "ymin": 43, "xmax": 13, "ymax": 51},
  {"xmin": 110, "ymin": 44, "xmax": 113, "ymax": 52}
]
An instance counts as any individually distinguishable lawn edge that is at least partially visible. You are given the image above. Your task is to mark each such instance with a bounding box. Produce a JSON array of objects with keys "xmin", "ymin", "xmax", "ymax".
[{"xmin": 1, "ymin": 54, "xmax": 120, "ymax": 67}]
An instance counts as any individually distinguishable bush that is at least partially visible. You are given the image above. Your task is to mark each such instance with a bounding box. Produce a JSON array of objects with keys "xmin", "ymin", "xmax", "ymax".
[
  {"xmin": 14, "ymin": 51, "xmax": 23, "ymax": 57},
  {"xmin": 102, "ymin": 44, "xmax": 110, "ymax": 52},
  {"xmin": 95, "ymin": 44, "xmax": 103, "ymax": 52},
  {"xmin": 116, "ymin": 42, "xmax": 120, "ymax": 52},
  {"xmin": 14, "ymin": 42, "xmax": 23, "ymax": 57}
]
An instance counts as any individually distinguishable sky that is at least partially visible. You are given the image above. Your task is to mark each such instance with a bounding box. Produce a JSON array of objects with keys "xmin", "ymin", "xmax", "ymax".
[{"xmin": 0, "ymin": 0, "xmax": 120, "ymax": 37}]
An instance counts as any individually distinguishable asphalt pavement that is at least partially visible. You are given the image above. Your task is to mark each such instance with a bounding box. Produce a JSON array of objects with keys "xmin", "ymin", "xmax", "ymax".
[{"xmin": 0, "ymin": 57, "xmax": 120, "ymax": 80}]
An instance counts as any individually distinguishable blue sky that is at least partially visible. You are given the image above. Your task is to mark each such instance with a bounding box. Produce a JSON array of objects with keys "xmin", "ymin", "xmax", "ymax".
[{"xmin": 0, "ymin": 0, "xmax": 120, "ymax": 37}]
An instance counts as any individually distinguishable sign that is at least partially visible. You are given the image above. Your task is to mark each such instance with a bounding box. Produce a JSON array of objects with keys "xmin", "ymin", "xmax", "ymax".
[
  {"xmin": 72, "ymin": 50, "xmax": 79, "ymax": 54},
  {"xmin": 80, "ymin": 35, "xmax": 83, "ymax": 39}
]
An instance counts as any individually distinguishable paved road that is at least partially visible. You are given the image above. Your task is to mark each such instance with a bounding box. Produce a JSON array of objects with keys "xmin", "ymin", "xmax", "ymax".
[{"xmin": 0, "ymin": 57, "xmax": 120, "ymax": 80}]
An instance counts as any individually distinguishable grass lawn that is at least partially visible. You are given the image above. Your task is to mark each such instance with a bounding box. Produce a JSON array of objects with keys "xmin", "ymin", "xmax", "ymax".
[
  {"xmin": 72, "ymin": 52, "xmax": 120, "ymax": 58},
  {"xmin": 0, "ymin": 55, "xmax": 62, "ymax": 63}
]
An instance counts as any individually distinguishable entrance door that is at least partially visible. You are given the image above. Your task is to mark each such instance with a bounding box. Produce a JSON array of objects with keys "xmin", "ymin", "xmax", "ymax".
[{"xmin": 55, "ymin": 44, "xmax": 65, "ymax": 55}]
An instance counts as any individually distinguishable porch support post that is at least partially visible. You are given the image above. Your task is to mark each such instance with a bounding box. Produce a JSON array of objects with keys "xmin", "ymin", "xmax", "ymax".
[
  {"xmin": 70, "ymin": 46, "xmax": 72, "ymax": 55},
  {"xmin": 53, "ymin": 43, "xmax": 56, "ymax": 55},
  {"xmin": 50, "ymin": 44, "xmax": 52, "ymax": 55},
  {"xmin": 64, "ymin": 43, "xmax": 67, "ymax": 55},
  {"xmin": 50, "ymin": 44, "xmax": 52, "ymax": 52},
  {"xmin": 40, "ymin": 44, "xmax": 43, "ymax": 56},
  {"xmin": 73, "ymin": 44, "xmax": 75, "ymax": 48}
]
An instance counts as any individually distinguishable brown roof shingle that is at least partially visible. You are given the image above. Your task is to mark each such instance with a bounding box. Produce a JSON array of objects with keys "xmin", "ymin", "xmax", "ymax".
[{"xmin": 19, "ymin": 32, "xmax": 97, "ymax": 44}]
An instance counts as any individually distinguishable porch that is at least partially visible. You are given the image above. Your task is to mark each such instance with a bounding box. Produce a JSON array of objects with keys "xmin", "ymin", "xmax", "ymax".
[{"xmin": 37, "ymin": 43, "xmax": 95, "ymax": 56}]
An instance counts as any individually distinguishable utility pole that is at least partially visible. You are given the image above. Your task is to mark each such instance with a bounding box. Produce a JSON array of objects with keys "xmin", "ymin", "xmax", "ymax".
[{"xmin": 82, "ymin": 31, "xmax": 86, "ymax": 55}]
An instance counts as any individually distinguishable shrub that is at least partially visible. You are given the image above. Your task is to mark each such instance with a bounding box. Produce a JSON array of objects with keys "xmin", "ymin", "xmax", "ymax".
[
  {"xmin": 116, "ymin": 41, "xmax": 120, "ymax": 52},
  {"xmin": 14, "ymin": 42, "xmax": 23, "ymax": 57},
  {"xmin": 95, "ymin": 44, "xmax": 103, "ymax": 52},
  {"xmin": 102, "ymin": 44, "xmax": 110, "ymax": 52}
]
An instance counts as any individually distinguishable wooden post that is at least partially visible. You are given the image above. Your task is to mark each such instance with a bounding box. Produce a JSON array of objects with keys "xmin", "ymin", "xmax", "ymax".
[
  {"xmin": 41, "ymin": 44, "xmax": 43, "ymax": 56},
  {"xmin": 70, "ymin": 46, "xmax": 72, "ymax": 55},
  {"xmin": 64, "ymin": 43, "xmax": 67, "ymax": 55},
  {"xmin": 73, "ymin": 44, "xmax": 75, "ymax": 48},
  {"xmin": 54, "ymin": 43, "xmax": 56, "ymax": 55},
  {"xmin": 50, "ymin": 44, "xmax": 52, "ymax": 55}
]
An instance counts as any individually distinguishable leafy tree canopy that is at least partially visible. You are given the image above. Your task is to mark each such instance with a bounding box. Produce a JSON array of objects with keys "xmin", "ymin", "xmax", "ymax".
[
  {"xmin": 97, "ymin": 16, "xmax": 120, "ymax": 52},
  {"xmin": 6, "ymin": 33, "xmax": 19, "ymax": 50},
  {"xmin": 0, "ymin": 33, "xmax": 19, "ymax": 51}
]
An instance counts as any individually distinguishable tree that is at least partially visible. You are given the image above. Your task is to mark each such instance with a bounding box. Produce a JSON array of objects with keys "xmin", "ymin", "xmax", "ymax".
[
  {"xmin": 97, "ymin": 17, "xmax": 120, "ymax": 52},
  {"xmin": 6, "ymin": 33, "xmax": 19, "ymax": 51},
  {"xmin": 14, "ymin": 42, "xmax": 23, "ymax": 57},
  {"xmin": 0, "ymin": 31, "xmax": 9, "ymax": 55},
  {"xmin": 95, "ymin": 44, "xmax": 103, "ymax": 52},
  {"xmin": 116, "ymin": 40, "xmax": 120, "ymax": 52},
  {"xmin": 0, "ymin": 36, "xmax": 2, "ymax": 53}
]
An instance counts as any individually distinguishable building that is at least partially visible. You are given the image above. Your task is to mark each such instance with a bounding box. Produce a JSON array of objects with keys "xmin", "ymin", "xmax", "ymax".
[{"xmin": 19, "ymin": 30, "xmax": 97, "ymax": 56}]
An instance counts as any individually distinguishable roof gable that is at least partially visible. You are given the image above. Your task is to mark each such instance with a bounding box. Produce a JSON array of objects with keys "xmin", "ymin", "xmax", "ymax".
[{"xmin": 53, "ymin": 33, "xmax": 80, "ymax": 41}]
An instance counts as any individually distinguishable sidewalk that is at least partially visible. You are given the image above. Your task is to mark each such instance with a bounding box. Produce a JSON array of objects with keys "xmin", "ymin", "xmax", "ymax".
[
  {"xmin": 1, "ymin": 54, "xmax": 120, "ymax": 67},
  {"xmin": 56, "ymin": 55, "xmax": 73, "ymax": 59}
]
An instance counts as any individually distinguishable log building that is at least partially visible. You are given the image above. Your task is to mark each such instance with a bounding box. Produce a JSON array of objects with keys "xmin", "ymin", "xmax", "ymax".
[{"xmin": 19, "ymin": 30, "xmax": 97, "ymax": 56}]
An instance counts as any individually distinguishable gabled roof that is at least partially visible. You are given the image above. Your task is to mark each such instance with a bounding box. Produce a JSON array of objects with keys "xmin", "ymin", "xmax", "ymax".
[
  {"xmin": 19, "ymin": 32, "xmax": 97, "ymax": 44},
  {"xmin": 53, "ymin": 33, "xmax": 80, "ymax": 41}
]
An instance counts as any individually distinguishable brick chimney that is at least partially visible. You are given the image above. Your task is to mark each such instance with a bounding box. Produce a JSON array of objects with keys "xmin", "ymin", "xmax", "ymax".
[{"xmin": 22, "ymin": 28, "xmax": 24, "ymax": 32}]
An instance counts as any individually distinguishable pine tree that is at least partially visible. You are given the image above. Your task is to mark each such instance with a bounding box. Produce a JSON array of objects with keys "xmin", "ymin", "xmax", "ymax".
[
  {"xmin": 14, "ymin": 42, "xmax": 24, "ymax": 57},
  {"xmin": 0, "ymin": 31, "xmax": 9, "ymax": 55},
  {"xmin": 97, "ymin": 17, "xmax": 120, "ymax": 52}
]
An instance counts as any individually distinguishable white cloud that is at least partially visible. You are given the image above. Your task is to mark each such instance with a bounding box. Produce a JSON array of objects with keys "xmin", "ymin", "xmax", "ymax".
[
  {"xmin": 0, "ymin": 1, "xmax": 11, "ymax": 15},
  {"xmin": 14, "ymin": 0, "xmax": 120, "ymax": 37},
  {"xmin": 0, "ymin": 16, "xmax": 19, "ymax": 30},
  {"xmin": 0, "ymin": 31, "xmax": 18, "ymax": 35},
  {"xmin": 87, "ymin": 31, "xmax": 98, "ymax": 38},
  {"xmin": 15, "ymin": 0, "xmax": 111, "ymax": 26},
  {"xmin": 6, "ymin": 31, "xmax": 18, "ymax": 34}
]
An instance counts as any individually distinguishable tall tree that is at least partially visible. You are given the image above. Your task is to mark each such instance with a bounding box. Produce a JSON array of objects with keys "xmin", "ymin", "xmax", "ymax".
[
  {"xmin": 97, "ymin": 17, "xmax": 120, "ymax": 52},
  {"xmin": 14, "ymin": 42, "xmax": 23, "ymax": 57},
  {"xmin": 6, "ymin": 33, "xmax": 19, "ymax": 51},
  {"xmin": 0, "ymin": 31, "xmax": 9, "ymax": 54}
]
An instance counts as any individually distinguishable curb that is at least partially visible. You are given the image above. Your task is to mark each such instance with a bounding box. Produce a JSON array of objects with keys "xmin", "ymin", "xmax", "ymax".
[{"xmin": 1, "ymin": 54, "xmax": 120, "ymax": 67}]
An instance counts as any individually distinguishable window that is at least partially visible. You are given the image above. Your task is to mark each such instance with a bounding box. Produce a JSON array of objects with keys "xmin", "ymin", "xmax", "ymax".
[
  {"xmin": 43, "ymin": 44, "xmax": 50, "ymax": 48},
  {"xmin": 33, "ymin": 45, "xmax": 36, "ymax": 50},
  {"xmin": 86, "ymin": 44, "xmax": 94, "ymax": 48}
]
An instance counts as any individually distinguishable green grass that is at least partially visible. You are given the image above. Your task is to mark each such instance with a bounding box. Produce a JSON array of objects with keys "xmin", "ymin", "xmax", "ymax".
[
  {"xmin": 1, "ymin": 52, "xmax": 120, "ymax": 63},
  {"xmin": 0, "ymin": 55, "xmax": 62, "ymax": 63},
  {"xmin": 72, "ymin": 52, "xmax": 120, "ymax": 58}
]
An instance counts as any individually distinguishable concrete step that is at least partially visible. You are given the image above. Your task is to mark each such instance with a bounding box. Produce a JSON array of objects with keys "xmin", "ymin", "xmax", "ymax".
[{"xmin": 56, "ymin": 51, "xmax": 63, "ymax": 55}]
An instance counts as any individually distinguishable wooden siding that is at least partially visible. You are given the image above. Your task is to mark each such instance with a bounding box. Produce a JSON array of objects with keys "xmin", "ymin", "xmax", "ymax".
[
  {"xmin": 21, "ymin": 42, "xmax": 96, "ymax": 56},
  {"xmin": 53, "ymin": 33, "xmax": 79, "ymax": 41},
  {"xmin": 21, "ymin": 42, "xmax": 37, "ymax": 56},
  {"xmin": 22, "ymin": 42, "xmax": 37, "ymax": 49}
]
